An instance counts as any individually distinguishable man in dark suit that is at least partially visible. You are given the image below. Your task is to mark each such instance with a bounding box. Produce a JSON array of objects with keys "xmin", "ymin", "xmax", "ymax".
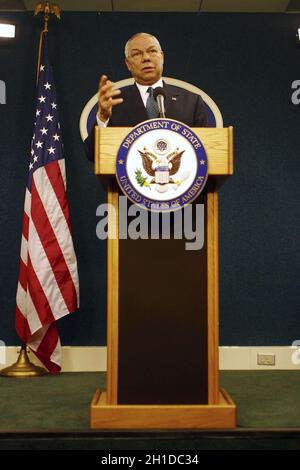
[{"xmin": 85, "ymin": 32, "xmax": 207, "ymax": 161}]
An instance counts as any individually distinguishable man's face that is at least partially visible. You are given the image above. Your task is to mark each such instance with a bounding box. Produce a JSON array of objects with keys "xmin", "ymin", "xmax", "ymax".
[{"xmin": 125, "ymin": 35, "xmax": 164, "ymax": 85}]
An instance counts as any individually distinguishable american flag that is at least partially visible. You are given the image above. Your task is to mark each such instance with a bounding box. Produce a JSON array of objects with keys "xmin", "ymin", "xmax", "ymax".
[{"xmin": 15, "ymin": 32, "xmax": 79, "ymax": 374}]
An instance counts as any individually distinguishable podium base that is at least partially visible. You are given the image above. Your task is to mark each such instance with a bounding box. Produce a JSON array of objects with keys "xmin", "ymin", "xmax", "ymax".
[{"xmin": 90, "ymin": 389, "xmax": 236, "ymax": 429}]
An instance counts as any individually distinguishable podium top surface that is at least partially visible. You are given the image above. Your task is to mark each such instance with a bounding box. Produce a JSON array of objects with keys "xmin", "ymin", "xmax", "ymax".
[{"xmin": 94, "ymin": 127, "xmax": 233, "ymax": 178}]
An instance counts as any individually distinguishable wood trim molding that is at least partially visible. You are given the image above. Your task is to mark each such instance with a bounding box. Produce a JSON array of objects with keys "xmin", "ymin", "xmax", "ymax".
[
  {"xmin": 207, "ymin": 191, "xmax": 219, "ymax": 404},
  {"xmin": 106, "ymin": 183, "xmax": 119, "ymax": 405}
]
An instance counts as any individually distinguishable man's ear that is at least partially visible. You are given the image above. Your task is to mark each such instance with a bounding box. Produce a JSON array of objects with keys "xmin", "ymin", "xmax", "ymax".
[{"xmin": 125, "ymin": 58, "xmax": 132, "ymax": 73}]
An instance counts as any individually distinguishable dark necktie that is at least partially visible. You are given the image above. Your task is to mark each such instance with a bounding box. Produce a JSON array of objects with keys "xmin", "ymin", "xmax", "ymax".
[{"xmin": 146, "ymin": 87, "xmax": 159, "ymax": 119}]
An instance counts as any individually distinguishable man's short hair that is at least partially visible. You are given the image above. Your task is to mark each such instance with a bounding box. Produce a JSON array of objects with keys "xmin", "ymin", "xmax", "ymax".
[{"xmin": 124, "ymin": 33, "xmax": 162, "ymax": 58}]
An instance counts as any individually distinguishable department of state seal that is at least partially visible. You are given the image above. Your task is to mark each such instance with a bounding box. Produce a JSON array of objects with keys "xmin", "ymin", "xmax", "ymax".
[{"xmin": 116, "ymin": 118, "xmax": 208, "ymax": 212}]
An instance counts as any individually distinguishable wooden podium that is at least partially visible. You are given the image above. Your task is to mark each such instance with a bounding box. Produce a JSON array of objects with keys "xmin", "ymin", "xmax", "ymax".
[{"xmin": 90, "ymin": 126, "xmax": 236, "ymax": 429}]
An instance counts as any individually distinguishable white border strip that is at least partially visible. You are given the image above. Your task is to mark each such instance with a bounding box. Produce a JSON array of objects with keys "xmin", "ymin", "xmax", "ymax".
[
  {"xmin": 220, "ymin": 346, "xmax": 300, "ymax": 370},
  {"xmin": 0, "ymin": 346, "xmax": 107, "ymax": 372},
  {"xmin": 1, "ymin": 346, "xmax": 300, "ymax": 372},
  {"xmin": 79, "ymin": 76, "xmax": 223, "ymax": 141}
]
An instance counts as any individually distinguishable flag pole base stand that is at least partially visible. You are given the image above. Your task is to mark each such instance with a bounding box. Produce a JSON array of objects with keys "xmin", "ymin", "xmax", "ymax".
[
  {"xmin": 0, "ymin": 346, "xmax": 48, "ymax": 377},
  {"xmin": 90, "ymin": 389, "xmax": 236, "ymax": 429}
]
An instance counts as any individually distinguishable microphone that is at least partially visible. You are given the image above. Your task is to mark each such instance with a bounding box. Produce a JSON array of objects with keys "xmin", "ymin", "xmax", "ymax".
[{"xmin": 153, "ymin": 87, "xmax": 166, "ymax": 118}]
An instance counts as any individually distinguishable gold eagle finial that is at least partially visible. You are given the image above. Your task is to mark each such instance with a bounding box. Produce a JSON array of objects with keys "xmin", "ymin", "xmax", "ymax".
[{"xmin": 34, "ymin": 2, "xmax": 61, "ymax": 31}]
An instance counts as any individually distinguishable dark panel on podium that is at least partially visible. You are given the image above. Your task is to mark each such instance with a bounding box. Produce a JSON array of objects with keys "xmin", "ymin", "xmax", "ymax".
[{"xmin": 118, "ymin": 195, "xmax": 208, "ymax": 405}]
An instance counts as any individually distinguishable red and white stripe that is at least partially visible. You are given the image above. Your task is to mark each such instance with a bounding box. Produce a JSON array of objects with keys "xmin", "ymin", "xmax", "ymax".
[{"xmin": 16, "ymin": 160, "xmax": 79, "ymax": 373}]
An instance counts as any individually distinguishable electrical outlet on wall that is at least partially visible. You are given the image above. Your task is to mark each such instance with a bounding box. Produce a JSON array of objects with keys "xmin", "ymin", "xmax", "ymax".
[{"xmin": 257, "ymin": 353, "xmax": 276, "ymax": 366}]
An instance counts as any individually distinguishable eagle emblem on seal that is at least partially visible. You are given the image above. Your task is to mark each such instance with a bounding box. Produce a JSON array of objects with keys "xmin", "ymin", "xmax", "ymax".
[{"xmin": 135, "ymin": 138, "xmax": 190, "ymax": 194}]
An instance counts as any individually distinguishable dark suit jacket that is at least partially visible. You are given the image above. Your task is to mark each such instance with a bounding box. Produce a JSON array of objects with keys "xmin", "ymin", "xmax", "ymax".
[{"xmin": 85, "ymin": 83, "xmax": 207, "ymax": 161}]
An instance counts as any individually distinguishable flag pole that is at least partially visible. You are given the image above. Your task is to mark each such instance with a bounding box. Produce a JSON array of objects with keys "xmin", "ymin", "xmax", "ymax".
[{"xmin": 0, "ymin": 2, "xmax": 61, "ymax": 378}]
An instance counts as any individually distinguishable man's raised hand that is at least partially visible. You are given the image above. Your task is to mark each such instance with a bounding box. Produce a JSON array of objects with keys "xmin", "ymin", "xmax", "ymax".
[{"xmin": 97, "ymin": 75, "xmax": 123, "ymax": 122}]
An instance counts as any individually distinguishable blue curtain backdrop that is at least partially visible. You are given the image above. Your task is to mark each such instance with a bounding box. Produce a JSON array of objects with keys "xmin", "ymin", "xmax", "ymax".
[{"xmin": 0, "ymin": 12, "xmax": 299, "ymax": 346}]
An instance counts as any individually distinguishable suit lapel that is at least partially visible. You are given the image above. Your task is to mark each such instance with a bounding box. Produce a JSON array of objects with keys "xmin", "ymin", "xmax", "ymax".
[
  {"xmin": 126, "ymin": 84, "xmax": 148, "ymax": 123},
  {"xmin": 163, "ymin": 84, "xmax": 180, "ymax": 120}
]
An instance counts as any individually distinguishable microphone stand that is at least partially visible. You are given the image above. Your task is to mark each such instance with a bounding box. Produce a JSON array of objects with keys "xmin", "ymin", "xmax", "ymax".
[{"xmin": 154, "ymin": 88, "xmax": 166, "ymax": 119}]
